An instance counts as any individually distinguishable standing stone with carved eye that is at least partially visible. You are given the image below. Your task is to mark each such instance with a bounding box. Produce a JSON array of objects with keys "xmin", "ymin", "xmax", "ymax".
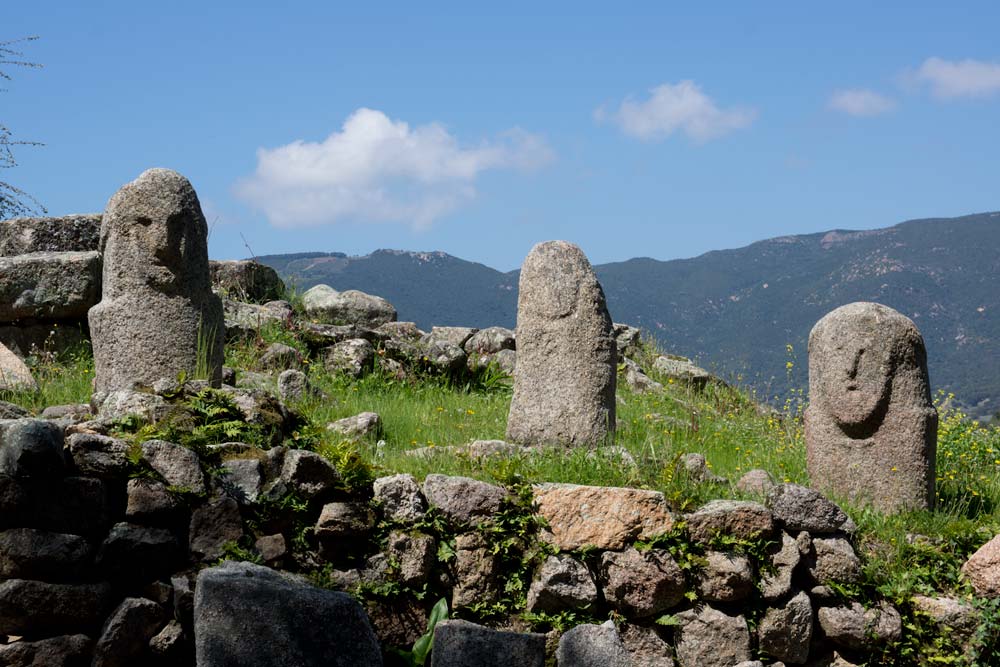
[
  {"xmin": 805, "ymin": 302, "xmax": 937, "ymax": 512},
  {"xmin": 88, "ymin": 169, "xmax": 224, "ymax": 392},
  {"xmin": 505, "ymin": 241, "xmax": 616, "ymax": 447}
]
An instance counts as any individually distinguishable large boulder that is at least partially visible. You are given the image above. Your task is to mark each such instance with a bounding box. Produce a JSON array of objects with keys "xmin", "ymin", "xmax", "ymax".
[
  {"xmin": 506, "ymin": 241, "xmax": 616, "ymax": 446},
  {"xmin": 0, "ymin": 251, "xmax": 101, "ymax": 322},
  {"xmin": 302, "ymin": 284, "xmax": 396, "ymax": 328},
  {"xmin": 805, "ymin": 302, "xmax": 937, "ymax": 512},
  {"xmin": 194, "ymin": 561, "xmax": 382, "ymax": 667},
  {"xmin": 209, "ymin": 259, "xmax": 285, "ymax": 302},
  {"xmin": 88, "ymin": 168, "xmax": 225, "ymax": 391}
]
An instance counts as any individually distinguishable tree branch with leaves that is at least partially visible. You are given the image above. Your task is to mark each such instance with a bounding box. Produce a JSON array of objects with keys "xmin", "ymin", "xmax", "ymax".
[{"xmin": 1, "ymin": 36, "xmax": 45, "ymax": 220}]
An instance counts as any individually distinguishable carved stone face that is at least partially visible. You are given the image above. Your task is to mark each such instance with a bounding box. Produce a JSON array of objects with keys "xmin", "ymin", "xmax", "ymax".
[{"xmin": 818, "ymin": 326, "xmax": 893, "ymax": 429}]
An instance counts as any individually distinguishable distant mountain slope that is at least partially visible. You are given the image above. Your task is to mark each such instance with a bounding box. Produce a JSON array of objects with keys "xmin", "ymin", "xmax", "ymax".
[{"xmin": 256, "ymin": 212, "xmax": 1000, "ymax": 418}]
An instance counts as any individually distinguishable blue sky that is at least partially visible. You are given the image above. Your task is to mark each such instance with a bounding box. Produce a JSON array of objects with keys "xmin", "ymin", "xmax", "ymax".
[{"xmin": 5, "ymin": 2, "xmax": 999, "ymax": 270}]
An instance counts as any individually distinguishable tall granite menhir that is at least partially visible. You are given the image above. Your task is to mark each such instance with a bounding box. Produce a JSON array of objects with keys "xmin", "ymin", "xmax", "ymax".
[
  {"xmin": 506, "ymin": 241, "xmax": 616, "ymax": 446},
  {"xmin": 805, "ymin": 301, "xmax": 937, "ymax": 512},
  {"xmin": 89, "ymin": 169, "xmax": 224, "ymax": 391}
]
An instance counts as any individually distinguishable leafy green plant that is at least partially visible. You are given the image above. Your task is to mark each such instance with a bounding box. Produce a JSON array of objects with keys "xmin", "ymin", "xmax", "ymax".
[{"xmin": 387, "ymin": 598, "xmax": 449, "ymax": 666}]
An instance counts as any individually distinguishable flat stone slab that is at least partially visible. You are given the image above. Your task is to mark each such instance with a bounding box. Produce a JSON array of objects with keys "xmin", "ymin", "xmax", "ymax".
[
  {"xmin": 0, "ymin": 251, "xmax": 101, "ymax": 322},
  {"xmin": 533, "ymin": 483, "xmax": 674, "ymax": 550},
  {"xmin": 0, "ymin": 214, "xmax": 101, "ymax": 255}
]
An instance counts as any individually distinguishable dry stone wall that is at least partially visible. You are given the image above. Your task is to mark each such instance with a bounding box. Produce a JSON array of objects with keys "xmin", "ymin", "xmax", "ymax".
[{"xmin": 0, "ymin": 390, "xmax": 942, "ymax": 666}]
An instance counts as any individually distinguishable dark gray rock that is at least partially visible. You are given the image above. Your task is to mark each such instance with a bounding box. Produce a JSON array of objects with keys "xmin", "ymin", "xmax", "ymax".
[
  {"xmin": 619, "ymin": 624, "xmax": 677, "ymax": 667},
  {"xmin": 767, "ymin": 483, "xmax": 856, "ymax": 534},
  {"xmin": 674, "ymin": 605, "xmax": 752, "ymax": 667},
  {"xmin": 452, "ymin": 533, "xmax": 501, "ymax": 610},
  {"xmin": 324, "ymin": 338, "xmax": 375, "ymax": 378},
  {"xmin": 421, "ymin": 340, "xmax": 467, "ymax": 374},
  {"xmin": 140, "ymin": 440, "xmax": 206, "ymax": 494},
  {"xmin": 0, "ymin": 633, "xmax": 93, "ymax": 667},
  {"xmin": 817, "ymin": 601, "xmax": 902, "ymax": 650},
  {"xmin": 223, "ymin": 299, "xmax": 294, "ymax": 340},
  {"xmin": 506, "ymin": 241, "xmax": 616, "ymax": 446},
  {"xmin": 422, "ymin": 474, "xmax": 508, "ymax": 527},
  {"xmin": 431, "ymin": 619, "xmax": 545, "ymax": 667},
  {"xmin": 0, "ymin": 251, "xmax": 101, "ymax": 322},
  {"xmin": 807, "ymin": 536, "xmax": 862, "ymax": 586},
  {"xmin": 0, "ymin": 400, "xmax": 30, "ymax": 419},
  {"xmin": 267, "ymin": 449, "xmax": 341, "ymax": 501},
  {"xmin": 255, "ymin": 533, "xmax": 288, "ymax": 566},
  {"xmin": 386, "ymin": 530, "xmax": 436, "ymax": 587},
  {"xmin": 91, "ymin": 597, "xmax": 166, "ymax": 667},
  {"xmin": 464, "ymin": 326, "xmax": 516, "ymax": 356},
  {"xmin": 277, "ymin": 368, "xmax": 312, "ymax": 402},
  {"xmin": 761, "ymin": 532, "xmax": 801, "ymax": 601},
  {"xmin": 219, "ymin": 457, "xmax": 263, "ymax": 504},
  {"xmin": 0, "ymin": 418, "xmax": 65, "ymax": 478},
  {"xmin": 599, "ymin": 548, "xmax": 686, "ymax": 618},
  {"xmin": 526, "ymin": 554, "xmax": 599, "ymax": 613},
  {"xmin": 694, "ymin": 551, "xmax": 754, "ymax": 602},
  {"xmin": 97, "ymin": 522, "xmax": 178, "ymax": 584},
  {"xmin": 758, "ymin": 591, "xmax": 813, "ymax": 664},
  {"xmin": 149, "ymin": 619, "xmax": 189, "ymax": 663},
  {"xmin": 189, "ymin": 495, "xmax": 243, "ymax": 561},
  {"xmin": 373, "ymin": 473, "xmax": 427, "ymax": 523},
  {"xmin": 315, "ymin": 501, "xmax": 375, "ymax": 540},
  {"xmin": 0, "ymin": 527, "xmax": 91, "ymax": 580},
  {"xmin": 126, "ymin": 478, "xmax": 183, "ymax": 524},
  {"xmin": 41, "ymin": 403, "xmax": 92, "ymax": 421},
  {"xmin": 194, "ymin": 561, "xmax": 382, "ymax": 667},
  {"xmin": 65, "ymin": 433, "xmax": 131, "ymax": 479},
  {"xmin": 0, "ymin": 579, "xmax": 112, "ymax": 635},
  {"xmin": 623, "ymin": 357, "xmax": 663, "ymax": 393},
  {"xmin": 556, "ymin": 621, "xmax": 630, "ymax": 667},
  {"xmin": 89, "ymin": 168, "xmax": 224, "ymax": 391},
  {"xmin": 685, "ymin": 500, "xmax": 775, "ymax": 544},
  {"xmin": 805, "ymin": 302, "xmax": 937, "ymax": 512},
  {"xmin": 209, "ymin": 259, "xmax": 285, "ymax": 303}
]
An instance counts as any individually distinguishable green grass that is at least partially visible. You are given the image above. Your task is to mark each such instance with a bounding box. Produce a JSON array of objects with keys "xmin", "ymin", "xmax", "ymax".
[{"xmin": 0, "ymin": 341, "xmax": 94, "ymax": 411}]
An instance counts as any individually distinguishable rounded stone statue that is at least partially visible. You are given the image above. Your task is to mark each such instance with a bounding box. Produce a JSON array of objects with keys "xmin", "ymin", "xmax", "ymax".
[
  {"xmin": 89, "ymin": 169, "xmax": 224, "ymax": 392},
  {"xmin": 506, "ymin": 241, "xmax": 616, "ymax": 446},
  {"xmin": 805, "ymin": 302, "xmax": 937, "ymax": 512}
]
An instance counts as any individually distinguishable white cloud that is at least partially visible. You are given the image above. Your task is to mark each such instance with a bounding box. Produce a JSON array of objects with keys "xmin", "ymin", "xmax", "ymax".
[
  {"xmin": 235, "ymin": 108, "xmax": 553, "ymax": 229},
  {"xmin": 828, "ymin": 89, "xmax": 896, "ymax": 116},
  {"xmin": 913, "ymin": 57, "xmax": 1000, "ymax": 99},
  {"xmin": 596, "ymin": 80, "xmax": 756, "ymax": 142}
]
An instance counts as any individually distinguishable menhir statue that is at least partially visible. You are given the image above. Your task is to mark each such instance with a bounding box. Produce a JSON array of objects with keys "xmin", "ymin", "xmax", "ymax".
[
  {"xmin": 506, "ymin": 240, "xmax": 616, "ymax": 446},
  {"xmin": 88, "ymin": 169, "xmax": 224, "ymax": 392},
  {"xmin": 805, "ymin": 302, "xmax": 937, "ymax": 512}
]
